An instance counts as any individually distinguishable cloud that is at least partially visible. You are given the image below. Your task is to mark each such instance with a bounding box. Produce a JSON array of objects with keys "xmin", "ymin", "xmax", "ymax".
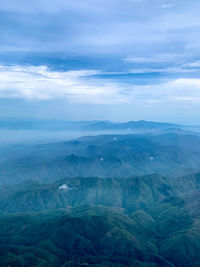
[
  {"xmin": 129, "ymin": 67, "xmax": 195, "ymax": 74},
  {"xmin": 0, "ymin": 65, "xmax": 126, "ymax": 104},
  {"xmin": 124, "ymin": 54, "xmax": 180, "ymax": 63},
  {"xmin": 130, "ymin": 78, "xmax": 200, "ymax": 103},
  {"xmin": 0, "ymin": 0, "xmax": 200, "ymax": 58},
  {"xmin": 124, "ymin": 57, "xmax": 164, "ymax": 63},
  {"xmin": 1, "ymin": 1, "xmax": 200, "ymax": 123},
  {"xmin": 161, "ymin": 3, "xmax": 176, "ymax": 9},
  {"xmin": 124, "ymin": 54, "xmax": 200, "ymax": 74},
  {"xmin": 128, "ymin": 67, "xmax": 196, "ymax": 74},
  {"xmin": 185, "ymin": 60, "xmax": 200, "ymax": 68},
  {"xmin": 1, "ymin": 64, "xmax": 200, "ymax": 106}
]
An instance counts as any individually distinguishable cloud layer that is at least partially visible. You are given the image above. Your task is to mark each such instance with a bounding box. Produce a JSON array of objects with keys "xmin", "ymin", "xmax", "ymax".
[
  {"xmin": 0, "ymin": 0, "xmax": 200, "ymax": 57},
  {"xmin": 0, "ymin": 65, "xmax": 127, "ymax": 104},
  {"xmin": 1, "ymin": 0, "xmax": 200, "ymax": 123},
  {"xmin": 1, "ymin": 64, "xmax": 200, "ymax": 105}
]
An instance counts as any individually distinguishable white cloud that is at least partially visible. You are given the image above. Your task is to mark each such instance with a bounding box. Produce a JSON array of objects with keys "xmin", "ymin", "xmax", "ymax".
[
  {"xmin": 1, "ymin": 65, "xmax": 200, "ymax": 105},
  {"xmin": 131, "ymin": 78, "xmax": 200, "ymax": 103},
  {"xmin": 0, "ymin": 65, "xmax": 126, "ymax": 104}
]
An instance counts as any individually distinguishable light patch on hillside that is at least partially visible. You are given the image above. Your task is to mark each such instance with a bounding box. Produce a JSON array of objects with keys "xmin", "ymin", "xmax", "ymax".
[{"xmin": 58, "ymin": 184, "xmax": 69, "ymax": 190}]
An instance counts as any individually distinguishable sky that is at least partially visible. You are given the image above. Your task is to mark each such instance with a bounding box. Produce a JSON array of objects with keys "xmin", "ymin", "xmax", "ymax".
[{"xmin": 1, "ymin": 0, "xmax": 200, "ymax": 124}]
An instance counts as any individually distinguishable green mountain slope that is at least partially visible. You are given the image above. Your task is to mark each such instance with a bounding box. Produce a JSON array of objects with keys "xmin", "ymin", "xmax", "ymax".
[
  {"xmin": 1, "ymin": 174, "xmax": 200, "ymax": 266},
  {"xmin": 0, "ymin": 175, "xmax": 173, "ymax": 214}
]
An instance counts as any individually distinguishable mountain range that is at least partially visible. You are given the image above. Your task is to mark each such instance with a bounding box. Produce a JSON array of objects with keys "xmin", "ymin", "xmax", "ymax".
[
  {"xmin": 0, "ymin": 119, "xmax": 180, "ymax": 131},
  {"xmin": 0, "ymin": 173, "xmax": 200, "ymax": 266},
  {"xmin": 1, "ymin": 121, "xmax": 200, "ymax": 266},
  {"xmin": 1, "ymin": 133, "xmax": 200, "ymax": 185}
]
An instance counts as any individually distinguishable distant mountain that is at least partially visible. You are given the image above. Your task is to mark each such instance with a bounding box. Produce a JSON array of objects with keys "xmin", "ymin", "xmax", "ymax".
[
  {"xmin": 0, "ymin": 118, "xmax": 181, "ymax": 131},
  {"xmin": 1, "ymin": 133, "xmax": 200, "ymax": 184},
  {"xmin": 0, "ymin": 119, "xmax": 195, "ymax": 146},
  {"xmin": 83, "ymin": 120, "xmax": 180, "ymax": 131}
]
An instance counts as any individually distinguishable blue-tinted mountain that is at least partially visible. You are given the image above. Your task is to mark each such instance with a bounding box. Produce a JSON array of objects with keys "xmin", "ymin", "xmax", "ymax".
[
  {"xmin": 1, "ymin": 133, "xmax": 200, "ymax": 184},
  {"xmin": 0, "ymin": 118, "xmax": 180, "ymax": 131}
]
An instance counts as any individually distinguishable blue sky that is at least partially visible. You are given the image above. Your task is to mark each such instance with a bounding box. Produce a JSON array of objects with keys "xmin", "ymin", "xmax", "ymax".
[{"xmin": 1, "ymin": 0, "xmax": 200, "ymax": 123}]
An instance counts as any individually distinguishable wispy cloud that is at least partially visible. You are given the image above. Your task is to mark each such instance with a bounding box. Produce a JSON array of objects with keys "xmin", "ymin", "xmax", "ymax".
[
  {"xmin": 0, "ymin": 0, "xmax": 200, "ymax": 56},
  {"xmin": 128, "ymin": 67, "xmax": 196, "ymax": 74},
  {"xmin": 124, "ymin": 57, "xmax": 164, "ymax": 63},
  {"xmin": 1, "ymin": 65, "xmax": 200, "ymax": 105},
  {"xmin": 161, "ymin": 3, "xmax": 176, "ymax": 9},
  {"xmin": 184, "ymin": 60, "xmax": 200, "ymax": 68},
  {"xmin": 124, "ymin": 54, "xmax": 180, "ymax": 63},
  {"xmin": 124, "ymin": 54, "xmax": 200, "ymax": 74},
  {"xmin": 131, "ymin": 78, "xmax": 200, "ymax": 103},
  {"xmin": 0, "ymin": 65, "xmax": 126, "ymax": 104}
]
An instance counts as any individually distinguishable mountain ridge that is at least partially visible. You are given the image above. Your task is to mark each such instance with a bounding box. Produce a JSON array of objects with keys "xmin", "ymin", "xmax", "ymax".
[
  {"xmin": 1, "ymin": 133, "xmax": 200, "ymax": 185},
  {"xmin": 1, "ymin": 173, "xmax": 200, "ymax": 266}
]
